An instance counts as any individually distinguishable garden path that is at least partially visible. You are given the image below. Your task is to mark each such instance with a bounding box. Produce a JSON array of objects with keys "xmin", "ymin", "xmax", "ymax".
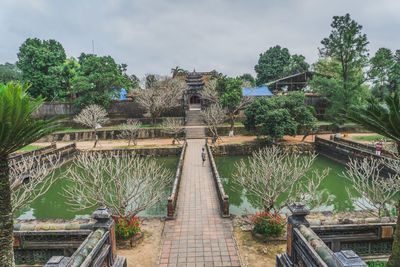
[{"xmin": 158, "ymin": 139, "xmax": 241, "ymax": 267}]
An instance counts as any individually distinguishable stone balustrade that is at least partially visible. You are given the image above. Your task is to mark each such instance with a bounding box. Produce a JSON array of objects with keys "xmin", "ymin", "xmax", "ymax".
[
  {"xmin": 14, "ymin": 207, "xmax": 126, "ymax": 267},
  {"xmin": 167, "ymin": 141, "xmax": 187, "ymax": 218},
  {"xmin": 276, "ymin": 203, "xmax": 367, "ymax": 267},
  {"xmin": 315, "ymin": 136, "xmax": 396, "ymax": 178},
  {"xmin": 206, "ymin": 141, "xmax": 230, "ymax": 217}
]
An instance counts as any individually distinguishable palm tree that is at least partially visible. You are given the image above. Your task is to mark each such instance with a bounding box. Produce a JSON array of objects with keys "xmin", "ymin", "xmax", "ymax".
[
  {"xmin": 0, "ymin": 82, "xmax": 60, "ymax": 266},
  {"xmin": 347, "ymin": 92, "xmax": 400, "ymax": 154},
  {"xmin": 347, "ymin": 92, "xmax": 400, "ymax": 266},
  {"xmin": 171, "ymin": 66, "xmax": 183, "ymax": 77}
]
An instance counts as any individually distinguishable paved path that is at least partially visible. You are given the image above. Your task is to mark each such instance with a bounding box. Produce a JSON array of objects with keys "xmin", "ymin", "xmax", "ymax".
[{"xmin": 158, "ymin": 139, "xmax": 241, "ymax": 267}]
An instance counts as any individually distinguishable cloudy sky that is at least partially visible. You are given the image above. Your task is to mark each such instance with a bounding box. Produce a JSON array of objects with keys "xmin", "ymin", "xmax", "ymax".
[{"xmin": 1, "ymin": 0, "xmax": 399, "ymax": 78}]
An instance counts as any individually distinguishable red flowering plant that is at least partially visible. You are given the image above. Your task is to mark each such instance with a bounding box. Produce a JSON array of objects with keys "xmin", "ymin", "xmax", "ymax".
[
  {"xmin": 251, "ymin": 211, "xmax": 285, "ymax": 238},
  {"xmin": 114, "ymin": 216, "xmax": 141, "ymax": 239}
]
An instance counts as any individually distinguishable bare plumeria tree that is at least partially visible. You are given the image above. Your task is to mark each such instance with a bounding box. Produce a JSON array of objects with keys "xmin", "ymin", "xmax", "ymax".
[
  {"xmin": 118, "ymin": 119, "xmax": 142, "ymax": 146},
  {"xmin": 383, "ymin": 141, "xmax": 399, "ymax": 158},
  {"xmin": 201, "ymin": 103, "xmax": 228, "ymax": 143},
  {"xmin": 136, "ymin": 77, "xmax": 187, "ymax": 125},
  {"xmin": 200, "ymin": 78, "xmax": 252, "ymax": 136},
  {"xmin": 161, "ymin": 118, "xmax": 184, "ymax": 144},
  {"xmin": 10, "ymin": 154, "xmax": 61, "ymax": 213},
  {"xmin": 233, "ymin": 146, "xmax": 330, "ymax": 216},
  {"xmin": 73, "ymin": 104, "xmax": 109, "ymax": 148},
  {"xmin": 200, "ymin": 79, "xmax": 219, "ymax": 104},
  {"xmin": 343, "ymin": 157, "xmax": 400, "ymax": 217},
  {"xmin": 63, "ymin": 152, "xmax": 173, "ymax": 219}
]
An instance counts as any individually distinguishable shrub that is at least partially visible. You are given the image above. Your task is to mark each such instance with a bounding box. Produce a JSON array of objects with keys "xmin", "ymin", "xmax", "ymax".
[
  {"xmin": 251, "ymin": 211, "xmax": 285, "ymax": 238},
  {"xmin": 366, "ymin": 260, "xmax": 386, "ymax": 267},
  {"xmin": 114, "ymin": 217, "xmax": 140, "ymax": 239}
]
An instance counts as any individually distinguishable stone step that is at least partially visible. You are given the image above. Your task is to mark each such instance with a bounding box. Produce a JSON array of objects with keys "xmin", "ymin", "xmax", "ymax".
[{"xmin": 186, "ymin": 127, "xmax": 206, "ymax": 138}]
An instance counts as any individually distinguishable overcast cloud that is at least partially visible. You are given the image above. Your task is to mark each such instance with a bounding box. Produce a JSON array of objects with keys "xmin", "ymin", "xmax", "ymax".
[{"xmin": 1, "ymin": 0, "xmax": 400, "ymax": 78}]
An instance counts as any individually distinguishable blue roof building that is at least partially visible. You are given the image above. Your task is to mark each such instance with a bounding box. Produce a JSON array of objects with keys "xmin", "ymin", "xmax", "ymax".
[
  {"xmin": 120, "ymin": 88, "xmax": 127, "ymax": 100},
  {"xmin": 242, "ymin": 86, "xmax": 274, "ymax": 96}
]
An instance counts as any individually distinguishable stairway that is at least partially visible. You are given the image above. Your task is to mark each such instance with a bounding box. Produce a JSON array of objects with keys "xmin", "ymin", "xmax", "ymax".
[{"xmin": 185, "ymin": 110, "xmax": 206, "ymax": 139}]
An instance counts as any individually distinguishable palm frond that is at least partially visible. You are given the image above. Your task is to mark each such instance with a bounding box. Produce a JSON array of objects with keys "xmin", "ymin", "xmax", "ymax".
[
  {"xmin": 0, "ymin": 82, "xmax": 62, "ymax": 157},
  {"xmin": 347, "ymin": 92, "xmax": 400, "ymax": 144}
]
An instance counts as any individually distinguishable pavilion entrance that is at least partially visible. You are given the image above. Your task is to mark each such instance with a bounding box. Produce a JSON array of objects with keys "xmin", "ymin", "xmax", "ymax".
[
  {"xmin": 188, "ymin": 95, "xmax": 201, "ymax": 110},
  {"xmin": 189, "ymin": 95, "xmax": 201, "ymax": 104}
]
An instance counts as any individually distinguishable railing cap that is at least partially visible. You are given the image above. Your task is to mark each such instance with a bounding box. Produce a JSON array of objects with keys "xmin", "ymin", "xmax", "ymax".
[
  {"xmin": 44, "ymin": 256, "xmax": 72, "ymax": 266},
  {"xmin": 288, "ymin": 202, "xmax": 310, "ymax": 216},
  {"xmin": 92, "ymin": 206, "xmax": 111, "ymax": 220},
  {"xmin": 334, "ymin": 250, "xmax": 367, "ymax": 266}
]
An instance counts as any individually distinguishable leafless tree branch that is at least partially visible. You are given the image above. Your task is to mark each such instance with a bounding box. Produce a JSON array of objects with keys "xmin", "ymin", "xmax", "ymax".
[
  {"xmin": 161, "ymin": 118, "xmax": 184, "ymax": 144},
  {"xmin": 200, "ymin": 79, "xmax": 219, "ymax": 104},
  {"xmin": 62, "ymin": 152, "xmax": 174, "ymax": 219},
  {"xmin": 73, "ymin": 104, "xmax": 109, "ymax": 148},
  {"xmin": 118, "ymin": 119, "xmax": 142, "ymax": 146},
  {"xmin": 136, "ymin": 77, "xmax": 187, "ymax": 125},
  {"xmin": 232, "ymin": 146, "xmax": 330, "ymax": 216},
  {"xmin": 343, "ymin": 157, "xmax": 400, "ymax": 217},
  {"xmin": 201, "ymin": 104, "xmax": 228, "ymax": 143},
  {"xmin": 10, "ymin": 154, "xmax": 62, "ymax": 214}
]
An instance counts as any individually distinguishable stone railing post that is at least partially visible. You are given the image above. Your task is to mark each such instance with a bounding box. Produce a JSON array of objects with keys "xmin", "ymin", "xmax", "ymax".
[
  {"xmin": 286, "ymin": 202, "xmax": 310, "ymax": 262},
  {"xmin": 334, "ymin": 250, "xmax": 367, "ymax": 267},
  {"xmin": 44, "ymin": 256, "xmax": 72, "ymax": 267},
  {"xmin": 92, "ymin": 206, "xmax": 117, "ymax": 262}
]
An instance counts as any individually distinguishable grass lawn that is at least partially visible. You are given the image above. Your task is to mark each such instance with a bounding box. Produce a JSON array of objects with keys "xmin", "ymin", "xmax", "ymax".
[
  {"xmin": 57, "ymin": 128, "xmax": 88, "ymax": 133},
  {"xmin": 114, "ymin": 144, "xmax": 179, "ymax": 149},
  {"xmin": 316, "ymin": 121, "xmax": 331, "ymax": 125},
  {"xmin": 353, "ymin": 135, "xmax": 386, "ymax": 142},
  {"xmin": 139, "ymin": 124, "xmax": 162, "ymax": 128},
  {"xmin": 56, "ymin": 124, "xmax": 164, "ymax": 133},
  {"xmin": 18, "ymin": 145, "xmax": 44, "ymax": 152}
]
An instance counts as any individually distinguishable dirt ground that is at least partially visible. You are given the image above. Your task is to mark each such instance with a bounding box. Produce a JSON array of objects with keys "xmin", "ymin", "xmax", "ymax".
[
  {"xmin": 31, "ymin": 132, "xmax": 383, "ymax": 150},
  {"xmin": 233, "ymin": 226, "xmax": 286, "ymax": 267},
  {"xmin": 117, "ymin": 217, "xmax": 164, "ymax": 267},
  {"xmin": 29, "ymin": 135, "xmax": 317, "ymax": 150}
]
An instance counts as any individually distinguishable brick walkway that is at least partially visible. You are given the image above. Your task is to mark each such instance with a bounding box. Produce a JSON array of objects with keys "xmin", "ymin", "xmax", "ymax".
[{"xmin": 159, "ymin": 139, "xmax": 241, "ymax": 267}]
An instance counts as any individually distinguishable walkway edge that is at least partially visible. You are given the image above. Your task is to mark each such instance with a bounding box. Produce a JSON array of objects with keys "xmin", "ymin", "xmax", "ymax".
[
  {"xmin": 206, "ymin": 142, "xmax": 230, "ymax": 217},
  {"xmin": 167, "ymin": 141, "xmax": 187, "ymax": 219}
]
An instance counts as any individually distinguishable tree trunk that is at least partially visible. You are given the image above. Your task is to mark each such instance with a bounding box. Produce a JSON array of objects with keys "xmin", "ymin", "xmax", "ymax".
[
  {"xmin": 387, "ymin": 198, "xmax": 400, "ymax": 266},
  {"xmin": 388, "ymin": 143, "xmax": 400, "ymax": 266},
  {"xmin": 301, "ymin": 128, "xmax": 310, "ymax": 141},
  {"xmin": 397, "ymin": 142, "xmax": 400, "ymax": 156},
  {"xmin": 229, "ymin": 117, "xmax": 235, "ymax": 137},
  {"xmin": 0, "ymin": 157, "xmax": 15, "ymax": 266},
  {"xmin": 94, "ymin": 130, "xmax": 98, "ymax": 148}
]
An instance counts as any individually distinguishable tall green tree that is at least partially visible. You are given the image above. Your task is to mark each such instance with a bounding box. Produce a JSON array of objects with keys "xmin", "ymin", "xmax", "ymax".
[
  {"xmin": 282, "ymin": 54, "xmax": 310, "ymax": 77},
  {"xmin": 119, "ymin": 63, "xmax": 137, "ymax": 92},
  {"xmin": 255, "ymin": 45, "xmax": 291, "ymax": 85},
  {"xmin": 369, "ymin": 48, "xmax": 393, "ymax": 100},
  {"xmin": 0, "ymin": 63, "xmax": 22, "ymax": 84},
  {"xmin": 240, "ymin": 73, "xmax": 256, "ymax": 87},
  {"xmin": 388, "ymin": 50, "xmax": 400, "ymax": 94},
  {"xmin": 72, "ymin": 53, "xmax": 127, "ymax": 110},
  {"xmin": 53, "ymin": 57, "xmax": 80, "ymax": 101},
  {"xmin": 0, "ymin": 82, "xmax": 60, "ymax": 266},
  {"xmin": 17, "ymin": 38, "xmax": 66, "ymax": 100},
  {"xmin": 309, "ymin": 13, "xmax": 369, "ymax": 125},
  {"xmin": 254, "ymin": 45, "xmax": 309, "ymax": 87},
  {"xmin": 346, "ymin": 92, "xmax": 400, "ymax": 266},
  {"xmin": 216, "ymin": 76, "xmax": 251, "ymax": 136}
]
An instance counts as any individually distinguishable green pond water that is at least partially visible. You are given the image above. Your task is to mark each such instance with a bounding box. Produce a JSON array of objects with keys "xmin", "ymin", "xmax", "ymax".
[
  {"xmin": 215, "ymin": 155, "xmax": 362, "ymax": 215},
  {"xmin": 15, "ymin": 157, "xmax": 179, "ymax": 220}
]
